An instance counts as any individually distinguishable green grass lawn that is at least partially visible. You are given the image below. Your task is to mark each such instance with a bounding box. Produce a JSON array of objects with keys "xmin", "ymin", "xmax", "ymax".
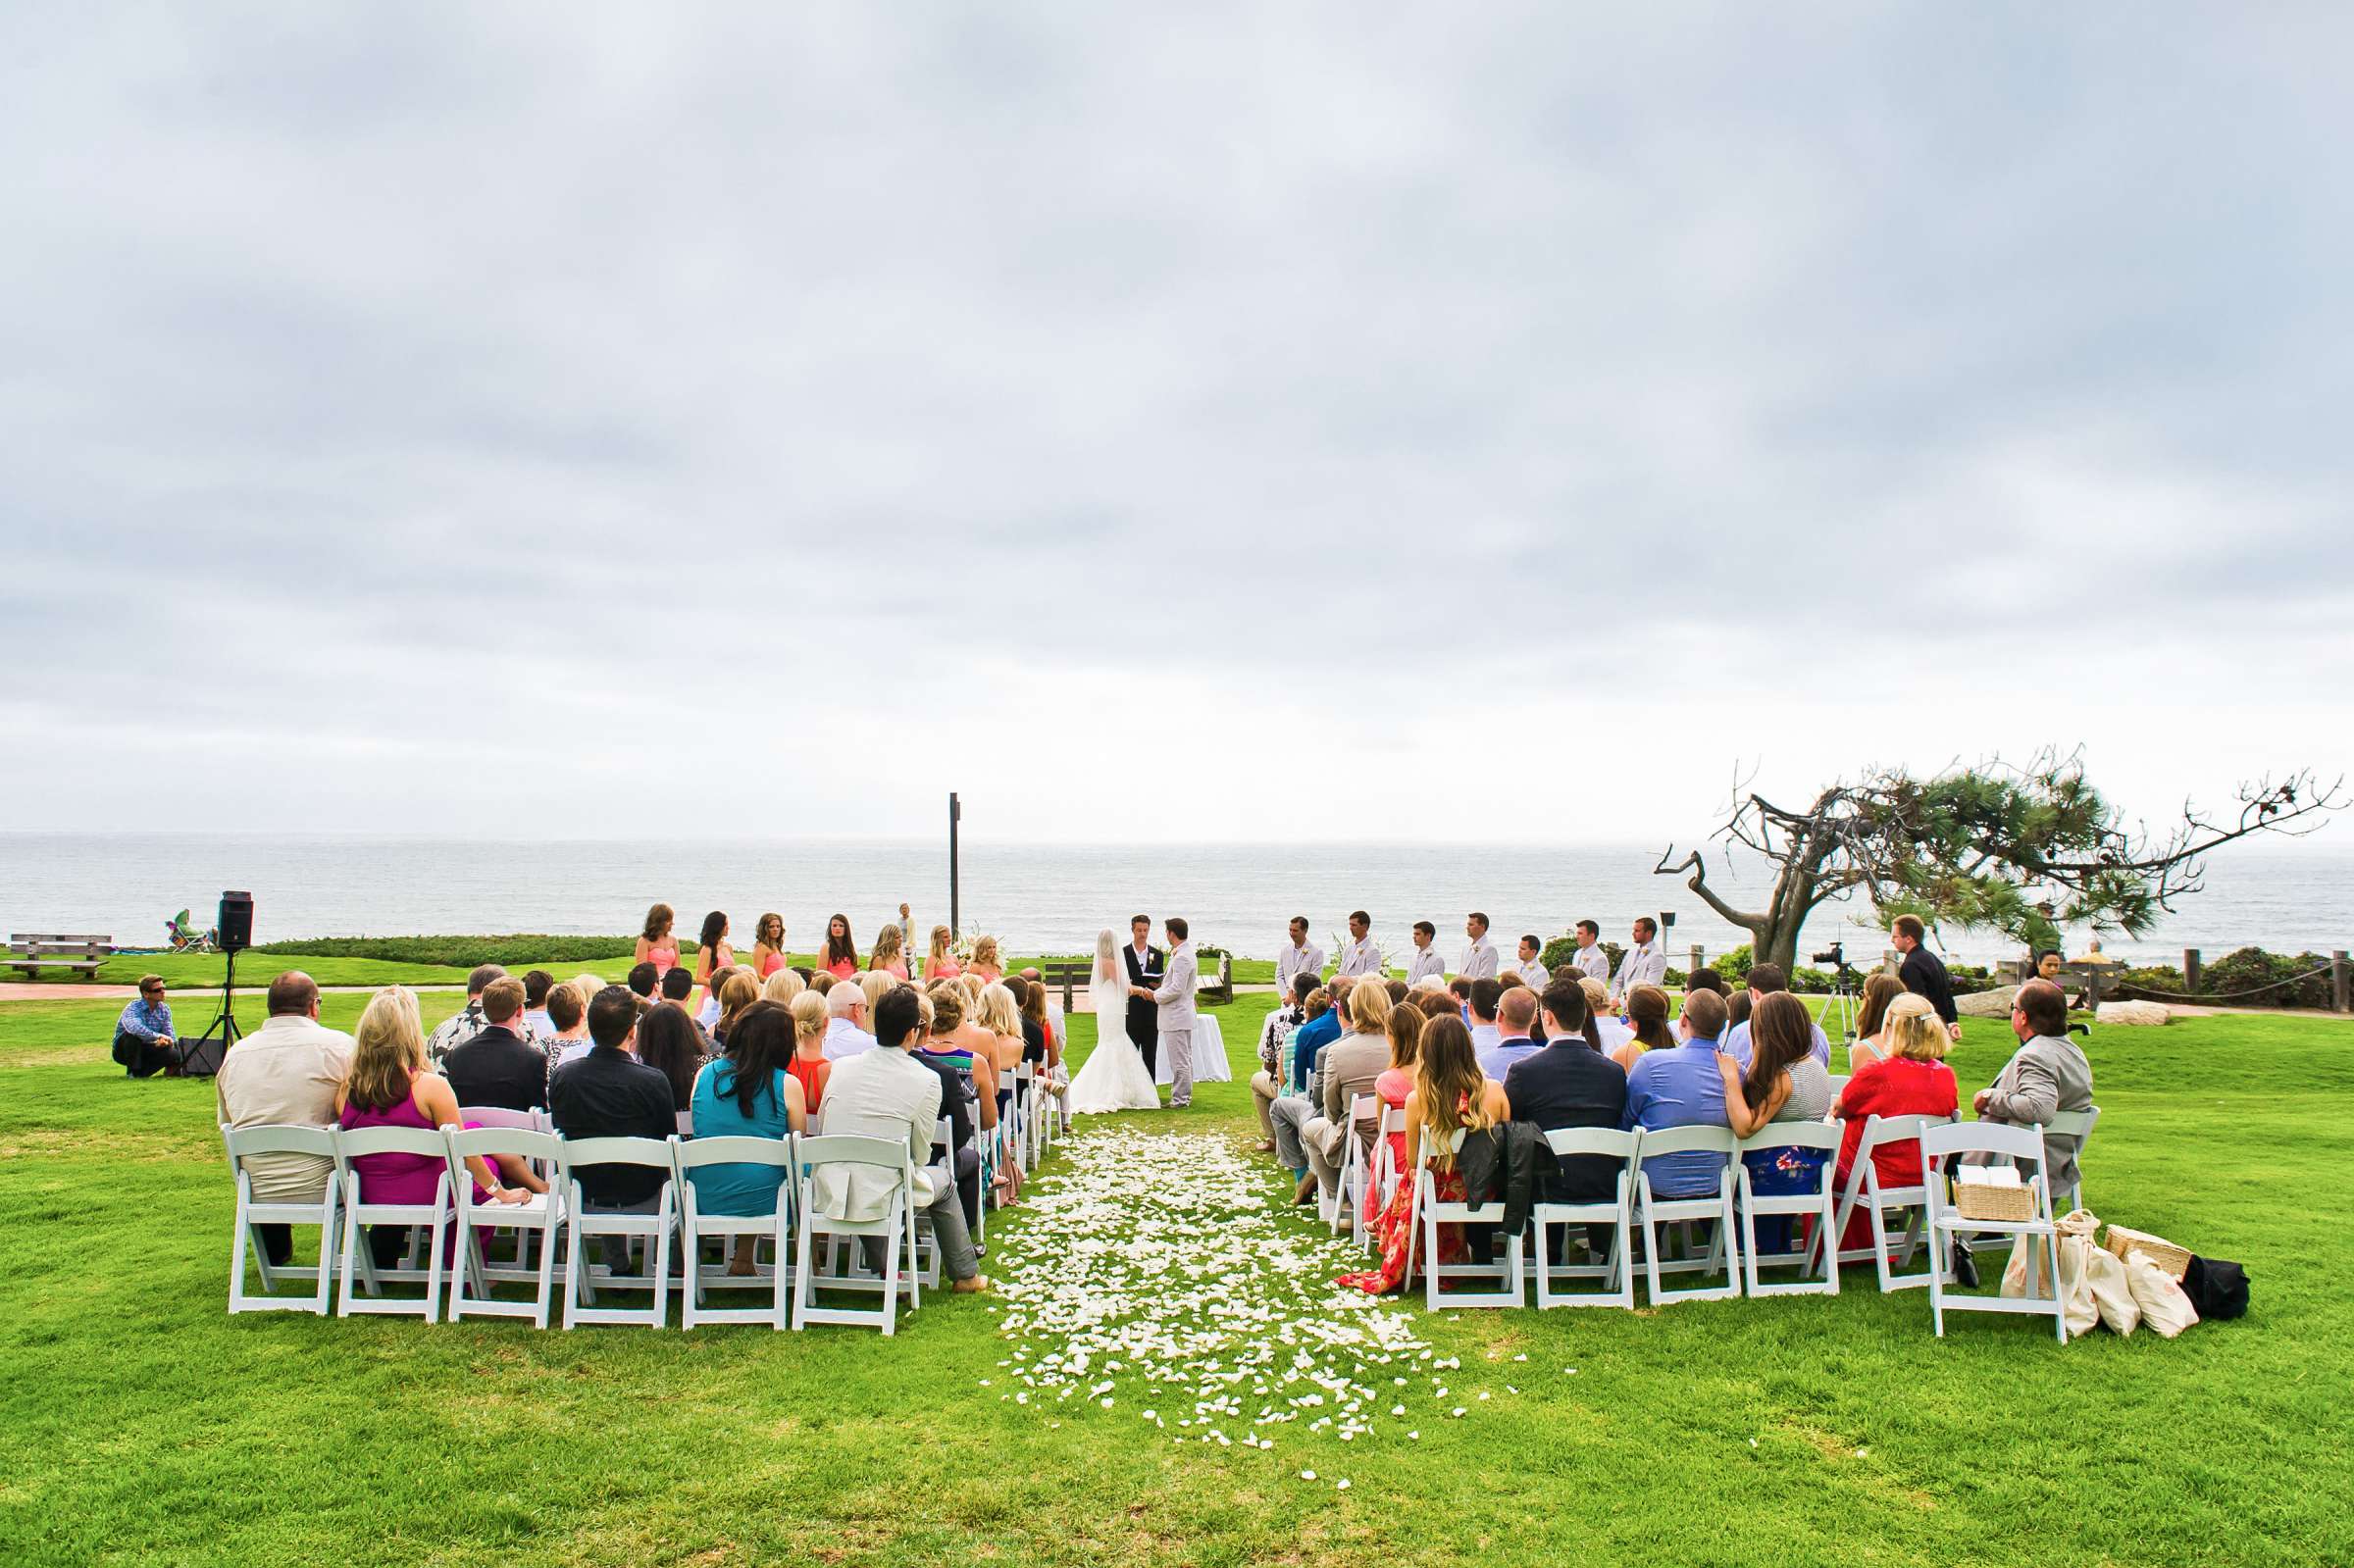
[{"xmin": 0, "ymin": 989, "xmax": 2347, "ymax": 1567}]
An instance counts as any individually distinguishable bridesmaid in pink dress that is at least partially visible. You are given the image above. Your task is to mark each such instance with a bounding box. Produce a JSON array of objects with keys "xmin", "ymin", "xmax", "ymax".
[
  {"xmin": 968, "ymin": 936, "xmax": 1004, "ymax": 985},
  {"xmin": 1364, "ymin": 1002, "xmax": 1425, "ymax": 1225},
  {"xmin": 868, "ymin": 923, "xmax": 911, "ymax": 980},
  {"xmin": 750, "ymin": 912, "xmax": 789, "ymax": 979},
  {"xmin": 635, "ymin": 903, "xmax": 681, "ymax": 978},
  {"xmin": 924, "ymin": 925, "xmax": 962, "ymax": 982},
  {"xmin": 821, "ymin": 914, "xmax": 860, "ymax": 980}
]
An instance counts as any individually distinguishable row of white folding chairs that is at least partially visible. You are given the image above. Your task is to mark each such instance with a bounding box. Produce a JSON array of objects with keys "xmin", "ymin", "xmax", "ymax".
[
  {"xmin": 1388, "ymin": 1112, "xmax": 2087, "ymax": 1341},
  {"xmin": 222, "ymin": 1121, "xmax": 935, "ymax": 1334}
]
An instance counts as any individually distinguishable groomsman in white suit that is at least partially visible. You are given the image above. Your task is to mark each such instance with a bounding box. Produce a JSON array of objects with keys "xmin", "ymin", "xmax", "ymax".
[
  {"xmin": 1459, "ymin": 913, "xmax": 1499, "ymax": 981},
  {"xmin": 1511, "ymin": 934, "xmax": 1549, "ymax": 987},
  {"xmin": 1611, "ymin": 916, "xmax": 1667, "ymax": 1006},
  {"xmin": 1566, "ymin": 919, "xmax": 1612, "ymax": 982},
  {"xmin": 1406, "ymin": 921, "xmax": 1446, "ymax": 986},
  {"xmin": 1145, "ymin": 917, "xmax": 1200, "ymax": 1108},
  {"xmin": 1275, "ymin": 916, "xmax": 1325, "ymax": 997},
  {"xmin": 1336, "ymin": 911, "xmax": 1380, "ymax": 978}
]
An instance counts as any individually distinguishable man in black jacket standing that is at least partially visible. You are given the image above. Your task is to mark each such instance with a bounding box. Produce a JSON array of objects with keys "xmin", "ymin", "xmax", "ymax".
[
  {"xmin": 1120, "ymin": 914, "xmax": 1164, "ymax": 1080},
  {"xmin": 1892, "ymin": 915, "xmax": 1960, "ymax": 1041}
]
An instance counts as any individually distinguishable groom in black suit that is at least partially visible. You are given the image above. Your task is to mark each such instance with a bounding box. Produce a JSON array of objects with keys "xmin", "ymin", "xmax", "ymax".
[{"xmin": 1121, "ymin": 913, "xmax": 1164, "ymax": 1079}]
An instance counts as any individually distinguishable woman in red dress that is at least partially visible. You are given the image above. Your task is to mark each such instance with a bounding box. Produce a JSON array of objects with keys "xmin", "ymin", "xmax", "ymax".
[
  {"xmin": 1342, "ymin": 1012, "xmax": 1510, "ymax": 1295},
  {"xmin": 1831, "ymin": 992, "xmax": 1959, "ymax": 1253}
]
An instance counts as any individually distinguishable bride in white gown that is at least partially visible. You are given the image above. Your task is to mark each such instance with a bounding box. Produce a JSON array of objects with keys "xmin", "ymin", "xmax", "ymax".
[{"xmin": 1065, "ymin": 927, "xmax": 1161, "ymax": 1115}]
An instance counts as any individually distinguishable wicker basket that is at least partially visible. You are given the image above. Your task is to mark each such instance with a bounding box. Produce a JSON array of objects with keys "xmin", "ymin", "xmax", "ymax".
[
  {"xmin": 2104, "ymin": 1225, "xmax": 2191, "ymax": 1280},
  {"xmin": 1952, "ymin": 1178, "xmax": 2036, "ymax": 1222}
]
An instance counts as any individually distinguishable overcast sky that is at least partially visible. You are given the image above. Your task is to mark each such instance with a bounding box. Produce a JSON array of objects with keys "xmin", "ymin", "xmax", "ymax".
[{"xmin": 4, "ymin": 4, "xmax": 2349, "ymax": 848}]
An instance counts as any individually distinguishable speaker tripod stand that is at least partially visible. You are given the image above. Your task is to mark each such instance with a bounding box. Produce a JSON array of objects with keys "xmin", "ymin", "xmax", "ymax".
[{"xmin": 178, "ymin": 947, "xmax": 242, "ymax": 1077}]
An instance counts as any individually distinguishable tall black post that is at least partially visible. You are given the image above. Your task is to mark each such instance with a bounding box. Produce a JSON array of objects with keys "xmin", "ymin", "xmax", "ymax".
[{"xmin": 948, "ymin": 791, "xmax": 961, "ymax": 936}]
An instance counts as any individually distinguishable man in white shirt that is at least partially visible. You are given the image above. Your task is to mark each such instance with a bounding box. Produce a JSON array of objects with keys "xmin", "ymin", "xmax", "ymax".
[
  {"xmin": 1511, "ymin": 934, "xmax": 1549, "ymax": 988},
  {"xmin": 1274, "ymin": 916, "xmax": 1326, "ymax": 997},
  {"xmin": 1335, "ymin": 911, "xmax": 1381, "ymax": 978},
  {"xmin": 821, "ymin": 983, "xmax": 879, "ymax": 1060},
  {"xmin": 1406, "ymin": 921, "xmax": 1446, "ymax": 986},
  {"xmin": 1567, "ymin": 919, "xmax": 1612, "ymax": 982},
  {"xmin": 1459, "ymin": 914, "xmax": 1499, "ymax": 981},
  {"xmin": 1465, "ymin": 978, "xmax": 1504, "ymax": 1058},
  {"xmin": 216, "ymin": 972, "xmax": 353, "ymax": 1269},
  {"xmin": 1610, "ymin": 917, "xmax": 1667, "ymax": 1006}
]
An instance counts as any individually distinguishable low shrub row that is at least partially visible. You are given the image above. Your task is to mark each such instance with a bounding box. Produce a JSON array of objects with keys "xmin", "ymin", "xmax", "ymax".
[{"xmin": 2109, "ymin": 946, "xmax": 2342, "ymax": 1008}]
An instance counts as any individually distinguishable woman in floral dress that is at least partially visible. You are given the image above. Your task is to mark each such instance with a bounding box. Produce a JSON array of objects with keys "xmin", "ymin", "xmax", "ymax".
[{"xmin": 1342, "ymin": 1013, "xmax": 1510, "ymax": 1295}]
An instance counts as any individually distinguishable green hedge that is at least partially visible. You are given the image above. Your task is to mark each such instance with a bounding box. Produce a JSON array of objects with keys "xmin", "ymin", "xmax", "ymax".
[{"xmin": 252, "ymin": 935, "xmax": 642, "ymax": 967}]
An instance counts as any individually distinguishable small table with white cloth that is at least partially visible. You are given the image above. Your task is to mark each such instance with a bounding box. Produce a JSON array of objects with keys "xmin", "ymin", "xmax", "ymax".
[{"xmin": 1153, "ymin": 1016, "xmax": 1230, "ymax": 1086}]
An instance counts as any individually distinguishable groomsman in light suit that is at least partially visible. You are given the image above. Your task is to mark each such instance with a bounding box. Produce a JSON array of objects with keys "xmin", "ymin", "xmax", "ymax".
[
  {"xmin": 1406, "ymin": 921, "xmax": 1447, "ymax": 986},
  {"xmin": 1121, "ymin": 914, "xmax": 1164, "ymax": 1080},
  {"xmin": 1566, "ymin": 919, "xmax": 1612, "ymax": 982},
  {"xmin": 1459, "ymin": 913, "xmax": 1500, "ymax": 981},
  {"xmin": 1143, "ymin": 917, "xmax": 1200, "ymax": 1108},
  {"xmin": 1336, "ymin": 911, "xmax": 1380, "ymax": 978},
  {"xmin": 1275, "ymin": 916, "xmax": 1326, "ymax": 997}
]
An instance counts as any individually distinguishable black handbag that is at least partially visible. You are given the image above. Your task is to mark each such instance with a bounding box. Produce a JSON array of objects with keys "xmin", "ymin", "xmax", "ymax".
[{"xmin": 2181, "ymin": 1255, "xmax": 2249, "ymax": 1321}]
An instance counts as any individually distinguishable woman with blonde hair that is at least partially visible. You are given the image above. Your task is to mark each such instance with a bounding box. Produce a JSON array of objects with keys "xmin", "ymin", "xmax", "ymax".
[
  {"xmin": 857, "ymin": 968, "xmax": 894, "ymax": 1021},
  {"xmin": 337, "ymin": 987, "xmax": 542, "ymax": 1264},
  {"xmin": 1829, "ymin": 991, "xmax": 1959, "ymax": 1253},
  {"xmin": 969, "ymin": 936, "xmax": 1003, "ymax": 985},
  {"xmin": 713, "ymin": 970, "xmax": 763, "ymax": 1047},
  {"xmin": 925, "ymin": 925, "xmax": 961, "ymax": 981},
  {"xmin": 749, "ymin": 913, "xmax": 789, "ymax": 980},
  {"xmin": 1364, "ymin": 1000, "xmax": 1425, "ymax": 1225},
  {"xmin": 1848, "ymin": 971, "xmax": 1907, "ymax": 1071},
  {"xmin": 760, "ymin": 967, "xmax": 805, "ymax": 1005},
  {"xmin": 869, "ymin": 923, "xmax": 910, "ymax": 981},
  {"xmin": 977, "ymin": 981, "xmax": 1027, "ymax": 1084},
  {"xmin": 1343, "ymin": 1013, "xmax": 1509, "ymax": 1294},
  {"xmin": 1578, "ymin": 975, "xmax": 1630, "ymax": 1051},
  {"xmin": 785, "ymin": 989, "xmax": 832, "ymax": 1113}
]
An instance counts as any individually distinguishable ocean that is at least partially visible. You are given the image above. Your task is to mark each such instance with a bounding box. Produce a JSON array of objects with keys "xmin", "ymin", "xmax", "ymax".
[{"xmin": 5, "ymin": 833, "xmax": 2348, "ymax": 969}]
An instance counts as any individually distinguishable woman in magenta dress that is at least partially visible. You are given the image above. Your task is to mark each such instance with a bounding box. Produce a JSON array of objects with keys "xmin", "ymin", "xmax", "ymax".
[
  {"xmin": 1343, "ymin": 1013, "xmax": 1510, "ymax": 1295},
  {"xmin": 1831, "ymin": 993, "xmax": 1959, "ymax": 1253},
  {"xmin": 336, "ymin": 987, "xmax": 541, "ymax": 1261},
  {"xmin": 821, "ymin": 914, "xmax": 859, "ymax": 980},
  {"xmin": 1363, "ymin": 998, "xmax": 1426, "ymax": 1226},
  {"xmin": 635, "ymin": 904, "xmax": 681, "ymax": 979}
]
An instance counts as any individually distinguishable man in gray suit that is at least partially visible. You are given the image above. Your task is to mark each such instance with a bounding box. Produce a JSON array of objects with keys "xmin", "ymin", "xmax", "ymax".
[
  {"xmin": 1140, "ymin": 917, "xmax": 1200, "ymax": 1108},
  {"xmin": 1972, "ymin": 978, "xmax": 2095, "ymax": 1198}
]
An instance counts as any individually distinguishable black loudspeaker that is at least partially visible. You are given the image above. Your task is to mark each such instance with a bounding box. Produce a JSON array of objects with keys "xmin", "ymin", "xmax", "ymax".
[
  {"xmin": 218, "ymin": 890, "xmax": 254, "ymax": 954},
  {"xmin": 175, "ymin": 1034, "xmax": 227, "ymax": 1078}
]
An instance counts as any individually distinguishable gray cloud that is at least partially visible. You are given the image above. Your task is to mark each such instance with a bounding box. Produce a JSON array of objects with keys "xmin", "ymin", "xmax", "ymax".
[{"xmin": 3, "ymin": 3, "xmax": 2349, "ymax": 841}]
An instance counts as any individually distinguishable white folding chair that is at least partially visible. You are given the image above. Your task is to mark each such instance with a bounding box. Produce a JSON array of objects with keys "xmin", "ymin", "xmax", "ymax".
[
  {"xmin": 1528, "ymin": 1128, "xmax": 1640, "ymax": 1309},
  {"xmin": 445, "ymin": 1127, "xmax": 567, "ymax": 1327},
  {"xmin": 557, "ymin": 1136, "xmax": 680, "ymax": 1330},
  {"xmin": 1818, "ymin": 1113, "xmax": 1953, "ymax": 1292},
  {"xmin": 1365, "ymin": 1103, "xmax": 1407, "ymax": 1248},
  {"xmin": 1967, "ymin": 1106, "xmax": 2101, "ymax": 1253},
  {"xmin": 1919, "ymin": 1122, "xmax": 2066, "ymax": 1343},
  {"xmin": 1323, "ymin": 1093, "xmax": 1375, "ymax": 1238},
  {"xmin": 1401, "ymin": 1137, "xmax": 1525, "ymax": 1310},
  {"xmin": 222, "ymin": 1124, "xmax": 342, "ymax": 1315},
  {"xmin": 793, "ymin": 1135, "xmax": 922, "ymax": 1335},
  {"xmin": 1735, "ymin": 1123, "xmax": 1842, "ymax": 1298},
  {"xmin": 1825, "ymin": 1074, "xmax": 1852, "ymax": 1103},
  {"xmin": 674, "ymin": 1135, "xmax": 796, "ymax": 1329},
  {"xmin": 1635, "ymin": 1126, "xmax": 1741, "ymax": 1304},
  {"xmin": 333, "ymin": 1124, "xmax": 457, "ymax": 1321}
]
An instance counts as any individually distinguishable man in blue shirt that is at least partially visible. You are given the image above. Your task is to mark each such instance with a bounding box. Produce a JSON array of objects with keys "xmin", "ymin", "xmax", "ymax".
[
  {"xmin": 113, "ymin": 976, "xmax": 180, "ymax": 1078},
  {"xmin": 1719, "ymin": 962, "xmax": 1830, "ymax": 1071},
  {"xmin": 1622, "ymin": 987, "xmax": 1733, "ymax": 1198},
  {"xmin": 1285, "ymin": 976, "xmax": 1352, "ymax": 1096}
]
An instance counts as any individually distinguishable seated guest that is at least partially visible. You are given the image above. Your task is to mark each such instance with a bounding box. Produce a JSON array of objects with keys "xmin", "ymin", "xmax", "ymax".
[
  {"xmin": 1849, "ymin": 971, "xmax": 1906, "ymax": 1070},
  {"xmin": 868, "ymin": 923, "xmax": 911, "ymax": 980},
  {"xmin": 1446, "ymin": 975, "xmax": 1473, "ymax": 1009},
  {"xmin": 924, "ymin": 925, "xmax": 961, "ymax": 981},
  {"xmin": 659, "ymin": 964, "xmax": 695, "ymax": 1011},
  {"xmin": 857, "ymin": 969, "xmax": 895, "ymax": 1028},
  {"xmin": 815, "ymin": 986, "xmax": 989, "ymax": 1292},
  {"xmin": 634, "ymin": 1000, "xmax": 710, "ymax": 1114},
  {"xmin": 217, "ymin": 971, "xmax": 354, "ymax": 1265},
  {"xmin": 1252, "ymin": 973, "xmax": 1317, "ymax": 1152},
  {"xmin": 342, "ymin": 987, "xmax": 540, "ymax": 1266},
  {"xmin": 1475, "ymin": 985, "xmax": 1542, "ymax": 1081},
  {"xmin": 760, "ymin": 967, "xmax": 806, "ymax": 1006},
  {"xmin": 1685, "ymin": 967, "xmax": 1726, "ymax": 999},
  {"xmin": 712, "ymin": 970, "xmax": 761, "ymax": 1047},
  {"xmin": 1579, "ymin": 977, "xmax": 1632, "ymax": 1053},
  {"xmin": 1971, "ymin": 979, "xmax": 2094, "ymax": 1197},
  {"xmin": 786, "ymin": 990, "xmax": 833, "ymax": 1113},
  {"xmin": 1610, "ymin": 984, "xmax": 1677, "ymax": 1074},
  {"xmin": 1830, "ymin": 992, "xmax": 1959, "ymax": 1253},
  {"xmin": 114, "ymin": 975, "xmax": 181, "ymax": 1078},
  {"xmin": 1015, "ymin": 976, "xmax": 1057, "ymax": 1069},
  {"xmin": 1302, "ymin": 981, "xmax": 1393, "ymax": 1203},
  {"xmin": 687, "ymin": 999, "xmax": 808, "ymax": 1274},
  {"xmin": 548, "ymin": 986, "xmax": 679, "ymax": 1221},
  {"xmin": 540, "ymin": 979, "xmax": 592, "ymax": 1093},
  {"xmin": 1725, "ymin": 989, "xmax": 1752, "ymax": 1034},
  {"xmin": 627, "ymin": 962, "xmax": 661, "ymax": 1005},
  {"xmin": 442, "ymin": 977, "xmax": 548, "ymax": 1112},
  {"xmin": 425, "ymin": 964, "xmax": 508, "ymax": 1066},
  {"xmin": 521, "ymin": 970, "xmax": 556, "ymax": 1039},
  {"xmin": 822, "ymin": 982, "xmax": 879, "ymax": 1061},
  {"xmin": 1363, "ymin": 1002, "xmax": 1424, "ymax": 1224},
  {"xmin": 1342, "ymin": 1014, "xmax": 1509, "ymax": 1295},
  {"xmin": 808, "ymin": 970, "xmax": 836, "ymax": 997},
  {"xmin": 1710, "ymin": 990, "xmax": 1835, "ymax": 1250},
  {"xmin": 1721, "ymin": 964, "xmax": 1830, "ymax": 1070},
  {"xmin": 1465, "ymin": 979, "xmax": 1505, "ymax": 1058},
  {"xmin": 1503, "ymin": 982, "xmax": 1630, "ymax": 1251},
  {"xmin": 1287, "ymin": 975, "xmax": 1352, "ymax": 1096},
  {"xmin": 919, "ymin": 982, "xmax": 1002, "ymax": 1148},
  {"xmin": 1622, "ymin": 987, "xmax": 1733, "ymax": 1199}
]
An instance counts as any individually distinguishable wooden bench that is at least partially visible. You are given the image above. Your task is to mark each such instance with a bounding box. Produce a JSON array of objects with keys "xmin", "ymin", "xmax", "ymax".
[
  {"xmin": 7, "ymin": 933, "xmax": 117, "ymax": 981},
  {"xmin": 1038, "ymin": 955, "xmax": 1236, "ymax": 1010}
]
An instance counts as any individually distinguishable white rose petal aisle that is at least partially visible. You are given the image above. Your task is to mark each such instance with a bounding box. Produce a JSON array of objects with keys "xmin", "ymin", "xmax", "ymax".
[{"xmin": 988, "ymin": 1128, "xmax": 1465, "ymax": 1484}]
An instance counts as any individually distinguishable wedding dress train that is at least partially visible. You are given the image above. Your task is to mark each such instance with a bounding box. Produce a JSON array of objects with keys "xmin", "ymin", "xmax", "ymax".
[{"xmin": 1066, "ymin": 967, "xmax": 1161, "ymax": 1114}]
